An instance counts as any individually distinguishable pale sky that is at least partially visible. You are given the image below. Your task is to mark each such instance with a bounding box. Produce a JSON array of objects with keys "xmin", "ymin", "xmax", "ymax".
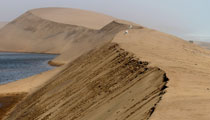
[{"xmin": 0, "ymin": 0, "xmax": 210, "ymax": 41}]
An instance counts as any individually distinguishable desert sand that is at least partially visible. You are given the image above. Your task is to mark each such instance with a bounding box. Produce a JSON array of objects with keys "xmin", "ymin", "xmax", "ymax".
[
  {"xmin": 0, "ymin": 8, "xmax": 140, "ymax": 65},
  {"xmin": 0, "ymin": 22, "xmax": 7, "ymax": 29},
  {"xmin": 113, "ymin": 29, "xmax": 210, "ymax": 120},
  {"xmin": 31, "ymin": 7, "xmax": 115, "ymax": 30},
  {"xmin": 0, "ymin": 7, "xmax": 210, "ymax": 120}
]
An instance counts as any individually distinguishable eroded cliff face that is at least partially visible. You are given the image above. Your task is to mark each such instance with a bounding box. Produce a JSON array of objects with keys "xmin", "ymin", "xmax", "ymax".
[{"xmin": 5, "ymin": 43, "xmax": 168, "ymax": 120}]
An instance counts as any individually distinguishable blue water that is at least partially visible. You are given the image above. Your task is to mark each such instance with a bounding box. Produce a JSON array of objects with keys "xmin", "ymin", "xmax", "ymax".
[{"xmin": 0, "ymin": 52, "xmax": 57, "ymax": 84}]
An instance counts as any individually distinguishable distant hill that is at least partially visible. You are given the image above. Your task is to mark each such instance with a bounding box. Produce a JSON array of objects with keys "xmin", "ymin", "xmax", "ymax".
[{"xmin": 194, "ymin": 41, "xmax": 210, "ymax": 50}]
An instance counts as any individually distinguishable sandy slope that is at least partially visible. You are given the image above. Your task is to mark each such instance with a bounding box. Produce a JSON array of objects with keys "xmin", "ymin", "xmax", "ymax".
[
  {"xmin": 0, "ymin": 7, "xmax": 210, "ymax": 120},
  {"xmin": 4, "ymin": 43, "xmax": 168, "ymax": 120},
  {"xmin": 0, "ymin": 8, "xmax": 141, "ymax": 65},
  {"xmin": 0, "ymin": 22, "xmax": 7, "ymax": 29},
  {"xmin": 113, "ymin": 28, "xmax": 210, "ymax": 120},
  {"xmin": 31, "ymin": 7, "xmax": 114, "ymax": 30}
]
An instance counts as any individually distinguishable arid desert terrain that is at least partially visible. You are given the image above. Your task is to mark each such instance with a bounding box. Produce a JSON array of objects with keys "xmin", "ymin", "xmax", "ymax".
[
  {"xmin": 0, "ymin": 8, "xmax": 210, "ymax": 120},
  {"xmin": 0, "ymin": 22, "xmax": 7, "ymax": 29}
]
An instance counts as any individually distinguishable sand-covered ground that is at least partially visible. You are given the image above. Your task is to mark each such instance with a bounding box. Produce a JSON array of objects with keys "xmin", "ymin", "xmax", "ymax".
[
  {"xmin": 0, "ymin": 22, "xmax": 7, "ymax": 29},
  {"xmin": 113, "ymin": 29, "xmax": 210, "ymax": 120},
  {"xmin": 0, "ymin": 8, "xmax": 139, "ymax": 65},
  {"xmin": 0, "ymin": 8, "xmax": 210, "ymax": 120}
]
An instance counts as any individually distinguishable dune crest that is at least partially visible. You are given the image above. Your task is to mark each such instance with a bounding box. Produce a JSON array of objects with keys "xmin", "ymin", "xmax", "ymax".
[
  {"xmin": 0, "ymin": 8, "xmax": 142, "ymax": 65},
  {"xmin": 30, "ymin": 7, "xmax": 115, "ymax": 30},
  {"xmin": 5, "ymin": 43, "xmax": 168, "ymax": 120},
  {"xmin": 0, "ymin": 7, "xmax": 210, "ymax": 120},
  {"xmin": 113, "ymin": 29, "xmax": 210, "ymax": 120}
]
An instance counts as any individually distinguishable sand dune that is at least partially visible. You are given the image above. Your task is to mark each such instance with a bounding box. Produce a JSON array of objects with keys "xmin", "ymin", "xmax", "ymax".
[
  {"xmin": 0, "ymin": 7, "xmax": 210, "ymax": 120},
  {"xmin": 0, "ymin": 8, "xmax": 141, "ymax": 65},
  {"xmin": 31, "ymin": 7, "xmax": 114, "ymax": 30},
  {"xmin": 5, "ymin": 43, "xmax": 168, "ymax": 120},
  {"xmin": 194, "ymin": 41, "xmax": 210, "ymax": 50},
  {"xmin": 113, "ymin": 29, "xmax": 210, "ymax": 120},
  {"xmin": 0, "ymin": 22, "xmax": 7, "ymax": 29}
]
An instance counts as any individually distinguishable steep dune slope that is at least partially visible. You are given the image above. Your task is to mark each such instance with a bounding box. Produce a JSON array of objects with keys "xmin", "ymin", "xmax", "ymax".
[
  {"xmin": 0, "ymin": 8, "xmax": 141, "ymax": 65},
  {"xmin": 5, "ymin": 43, "xmax": 168, "ymax": 120},
  {"xmin": 52, "ymin": 21, "xmax": 142, "ymax": 65},
  {"xmin": 113, "ymin": 29, "xmax": 210, "ymax": 120}
]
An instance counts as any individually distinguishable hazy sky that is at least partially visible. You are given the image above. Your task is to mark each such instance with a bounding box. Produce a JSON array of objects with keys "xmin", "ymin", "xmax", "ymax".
[{"xmin": 0, "ymin": 0, "xmax": 210, "ymax": 41}]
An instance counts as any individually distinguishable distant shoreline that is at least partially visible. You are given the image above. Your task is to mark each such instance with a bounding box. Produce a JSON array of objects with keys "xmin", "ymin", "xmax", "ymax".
[
  {"xmin": 0, "ymin": 52, "xmax": 57, "ymax": 85},
  {"xmin": 0, "ymin": 50, "xmax": 59, "ymax": 55}
]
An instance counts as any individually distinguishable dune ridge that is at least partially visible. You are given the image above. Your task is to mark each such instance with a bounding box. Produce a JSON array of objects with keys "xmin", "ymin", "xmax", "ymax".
[
  {"xmin": 0, "ymin": 9, "xmax": 141, "ymax": 65},
  {"xmin": 113, "ymin": 29, "xmax": 210, "ymax": 120},
  {"xmin": 4, "ymin": 43, "xmax": 168, "ymax": 120},
  {"xmin": 0, "ymin": 7, "xmax": 210, "ymax": 120},
  {"xmin": 30, "ymin": 7, "xmax": 115, "ymax": 30}
]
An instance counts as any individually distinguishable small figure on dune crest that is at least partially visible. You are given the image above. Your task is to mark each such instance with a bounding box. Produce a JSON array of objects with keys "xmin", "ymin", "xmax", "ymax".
[
  {"xmin": 124, "ymin": 30, "xmax": 129, "ymax": 35},
  {"xmin": 124, "ymin": 25, "xmax": 133, "ymax": 35}
]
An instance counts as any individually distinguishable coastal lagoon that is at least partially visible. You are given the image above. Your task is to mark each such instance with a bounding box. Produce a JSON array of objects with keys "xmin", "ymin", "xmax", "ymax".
[{"xmin": 0, "ymin": 52, "xmax": 57, "ymax": 84}]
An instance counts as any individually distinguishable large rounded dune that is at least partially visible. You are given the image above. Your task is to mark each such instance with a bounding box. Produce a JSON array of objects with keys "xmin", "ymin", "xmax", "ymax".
[{"xmin": 30, "ymin": 7, "xmax": 115, "ymax": 29}]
